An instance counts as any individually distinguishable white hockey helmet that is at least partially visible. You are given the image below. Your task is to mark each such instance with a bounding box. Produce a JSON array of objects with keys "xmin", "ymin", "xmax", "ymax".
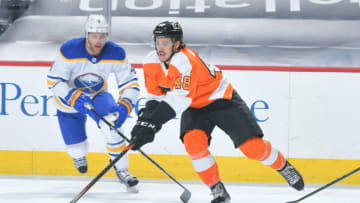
[{"xmin": 85, "ymin": 15, "xmax": 109, "ymax": 38}]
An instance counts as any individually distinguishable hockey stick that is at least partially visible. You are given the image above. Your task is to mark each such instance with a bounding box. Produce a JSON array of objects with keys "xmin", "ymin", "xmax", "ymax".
[
  {"xmin": 70, "ymin": 144, "xmax": 133, "ymax": 203},
  {"xmin": 88, "ymin": 108, "xmax": 191, "ymax": 203},
  {"xmin": 286, "ymin": 167, "xmax": 360, "ymax": 203}
]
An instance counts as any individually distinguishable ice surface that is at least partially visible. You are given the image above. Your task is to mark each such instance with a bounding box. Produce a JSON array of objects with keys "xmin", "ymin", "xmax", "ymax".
[{"xmin": 0, "ymin": 176, "xmax": 358, "ymax": 203}]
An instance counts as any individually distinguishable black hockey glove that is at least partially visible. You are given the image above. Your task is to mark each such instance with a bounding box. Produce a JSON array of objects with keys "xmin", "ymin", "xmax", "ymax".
[
  {"xmin": 130, "ymin": 108, "xmax": 160, "ymax": 150},
  {"xmin": 145, "ymin": 100, "xmax": 160, "ymax": 110},
  {"xmin": 130, "ymin": 101, "xmax": 175, "ymax": 150}
]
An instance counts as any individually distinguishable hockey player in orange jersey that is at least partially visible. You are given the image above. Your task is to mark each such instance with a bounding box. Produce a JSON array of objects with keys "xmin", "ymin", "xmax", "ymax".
[{"xmin": 130, "ymin": 21, "xmax": 304, "ymax": 203}]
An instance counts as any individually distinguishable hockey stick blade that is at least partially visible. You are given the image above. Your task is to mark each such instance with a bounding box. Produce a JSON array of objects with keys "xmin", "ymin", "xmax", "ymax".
[
  {"xmin": 285, "ymin": 167, "xmax": 360, "ymax": 203},
  {"xmin": 137, "ymin": 149, "xmax": 191, "ymax": 202},
  {"xmin": 69, "ymin": 147, "xmax": 132, "ymax": 203},
  {"xmin": 180, "ymin": 189, "xmax": 192, "ymax": 203},
  {"xmin": 89, "ymin": 109, "xmax": 192, "ymax": 202}
]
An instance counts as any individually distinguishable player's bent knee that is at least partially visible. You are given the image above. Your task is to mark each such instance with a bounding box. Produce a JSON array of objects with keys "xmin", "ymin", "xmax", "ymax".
[
  {"xmin": 239, "ymin": 136, "xmax": 270, "ymax": 160},
  {"xmin": 183, "ymin": 129, "xmax": 209, "ymax": 155}
]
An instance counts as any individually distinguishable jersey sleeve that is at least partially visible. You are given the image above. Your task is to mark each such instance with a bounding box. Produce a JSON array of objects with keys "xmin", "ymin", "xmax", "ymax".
[
  {"xmin": 113, "ymin": 57, "xmax": 140, "ymax": 104},
  {"xmin": 46, "ymin": 49, "xmax": 72, "ymax": 99}
]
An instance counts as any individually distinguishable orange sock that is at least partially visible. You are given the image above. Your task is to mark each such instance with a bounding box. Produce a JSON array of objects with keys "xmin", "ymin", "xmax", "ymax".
[
  {"xmin": 239, "ymin": 137, "xmax": 286, "ymax": 170},
  {"xmin": 184, "ymin": 129, "xmax": 220, "ymax": 186}
]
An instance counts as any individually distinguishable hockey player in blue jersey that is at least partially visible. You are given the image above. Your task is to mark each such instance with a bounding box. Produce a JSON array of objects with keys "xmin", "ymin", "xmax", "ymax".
[{"xmin": 47, "ymin": 15, "xmax": 140, "ymax": 192}]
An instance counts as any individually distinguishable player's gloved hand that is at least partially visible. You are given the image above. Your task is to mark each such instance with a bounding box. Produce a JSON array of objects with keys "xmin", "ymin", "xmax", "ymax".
[
  {"xmin": 110, "ymin": 98, "xmax": 133, "ymax": 129},
  {"xmin": 130, "ymin": 108, "xmax": 161, "ymax": 150},
  {"xmin": 145, "ymin": 100, "xmax": 160, "ymax": 110},
  {"xmin": 64, "ymin": 88, "xmax": 93, "ymax": 114}
]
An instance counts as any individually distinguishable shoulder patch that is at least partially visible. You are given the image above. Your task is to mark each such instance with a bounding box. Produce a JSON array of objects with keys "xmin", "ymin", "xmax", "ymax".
[
  {"xmin": 60, "ymin": 38, "xmax": 87, "ymax": 60},
  {"xmin": 100, "ymin": 41, "xmax": 126, "ymax": 62}
]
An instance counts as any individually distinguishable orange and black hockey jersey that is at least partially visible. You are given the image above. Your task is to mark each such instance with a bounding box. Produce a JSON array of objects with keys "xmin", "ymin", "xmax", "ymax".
[{"xmin": 143, "ymin": 47, "xmax": 233, "ymax": 115}]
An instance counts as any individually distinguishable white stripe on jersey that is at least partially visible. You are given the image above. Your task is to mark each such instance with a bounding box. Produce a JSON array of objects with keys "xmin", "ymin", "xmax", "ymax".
[{"xmin": 209, "ymin": 74, "xmax": 231, "ymax": 100}]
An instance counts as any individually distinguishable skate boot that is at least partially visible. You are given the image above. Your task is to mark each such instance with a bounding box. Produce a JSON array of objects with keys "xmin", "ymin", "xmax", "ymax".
[
  {"xmin": 73, "ymin": 156, "xmax": 87, "ymax": 174},
  {"xmin": 114, "ymin": 166, "xmax": 139, "ymax": 193},
  {"xmin": 210, "ymin": 181, "xmax": 231, "ymax": 203},
  {"xmin": 278, "ymin": 161, "xmax": 304, "ymax": 191}
]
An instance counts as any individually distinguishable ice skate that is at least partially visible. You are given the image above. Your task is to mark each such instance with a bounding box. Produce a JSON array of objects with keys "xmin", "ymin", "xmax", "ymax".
[
  {"xmin": 210, "ymin": 181, "xmax": 231, "ymax": 203},
  {"xmin": 73, "ymin": 156, "xmax": 87, "ymax": 174},
  {"xmin": 278, "ymin": 161, "xmax": 304, "ymax": 191},
  {"xmin": 114, "ymin": 167, "xmax": 139, "ymax": 193}
]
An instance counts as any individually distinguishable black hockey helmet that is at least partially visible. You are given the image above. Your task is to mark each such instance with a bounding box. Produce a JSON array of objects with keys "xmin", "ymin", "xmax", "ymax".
[
  {"xmin": 153, "ymin": 21, "xmax": 185, "ymax": 51},
  {"xmin": 153, "ymin": 21, "xmax": 183, "ymax": 42}
]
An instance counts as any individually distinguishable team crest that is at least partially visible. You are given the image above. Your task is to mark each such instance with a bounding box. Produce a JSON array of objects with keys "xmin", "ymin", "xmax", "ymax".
[{"xmin": 74, "ymin": 73, "xmax": 106, "ymax": 94}]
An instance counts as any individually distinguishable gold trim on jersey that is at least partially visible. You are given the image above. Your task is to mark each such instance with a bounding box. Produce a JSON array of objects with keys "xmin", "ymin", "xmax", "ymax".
[
  {"xmin": 118, "ymin": 82, "xmax": 140, "ymax": 95},
  {"xmin": 46, "ymin": 80, "xmax": 56, "ymax": 87},
  {"xmin": 106, "ymin": 144, "xmax": 127, "ymax": 153},
  {"xmin": 59, "ymin": 50, "xmax": 88, "ymax": 62},
  {"xmin": 117, "ymin": 98, "xmax": 133, "ymax": 114},
  {"xmin": 53, "ymin": 95, "xmax": 74, "ymax": 110},
  {"xmin": 99, "ymin": 56, "xmax": 127, "ymax": 63},
  {"xmin": 67, "ymin": 89, "xmax": 82, "ymax": 107},
  {"xmin": 60, "ymin": 50, "xmax": 127, "ymax": 63}
]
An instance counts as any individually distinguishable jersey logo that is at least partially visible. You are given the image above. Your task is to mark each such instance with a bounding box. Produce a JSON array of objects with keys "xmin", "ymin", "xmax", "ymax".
[{"xmin": 74, "ymin": 73, "xmax": 105, "ymax": 94}]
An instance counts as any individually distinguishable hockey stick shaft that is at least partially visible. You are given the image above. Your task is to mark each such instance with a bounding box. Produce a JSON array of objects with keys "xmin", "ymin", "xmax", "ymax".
[
  {"xmin": 89, "ymin": 109, "xmax": 191, "ymax": 202},
  {"xmin": 69, "ymin": 145, "xmax": 133, "ymax": 203},
  {"xmin": 286, "ymin": 167, "xmax": 360, "ymax": 203}
]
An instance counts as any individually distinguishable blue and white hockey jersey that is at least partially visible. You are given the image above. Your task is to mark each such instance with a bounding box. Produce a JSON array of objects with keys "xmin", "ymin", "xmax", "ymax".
[{"xmin": 47, "ymin": 38, "xmax": 140, "ymax": 113}]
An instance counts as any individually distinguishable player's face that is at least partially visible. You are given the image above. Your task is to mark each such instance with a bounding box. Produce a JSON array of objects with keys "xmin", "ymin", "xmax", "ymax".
[
  {"xmin": 86, "ymin": 32, "xmax": 107, "ymax": 56},
  {"xmin": 155, "ymin": 37, "xmax": 179, "ymax": 63}
]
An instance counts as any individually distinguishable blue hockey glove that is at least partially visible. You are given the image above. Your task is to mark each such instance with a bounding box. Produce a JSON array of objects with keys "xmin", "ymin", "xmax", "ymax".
[
  {"xmin": 64, "ymin": 88, "xmax": 93, "ymax": 114},
  {"xmin": 110, "ymin": 98, "xmax": 133, "ymax": 129}
]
